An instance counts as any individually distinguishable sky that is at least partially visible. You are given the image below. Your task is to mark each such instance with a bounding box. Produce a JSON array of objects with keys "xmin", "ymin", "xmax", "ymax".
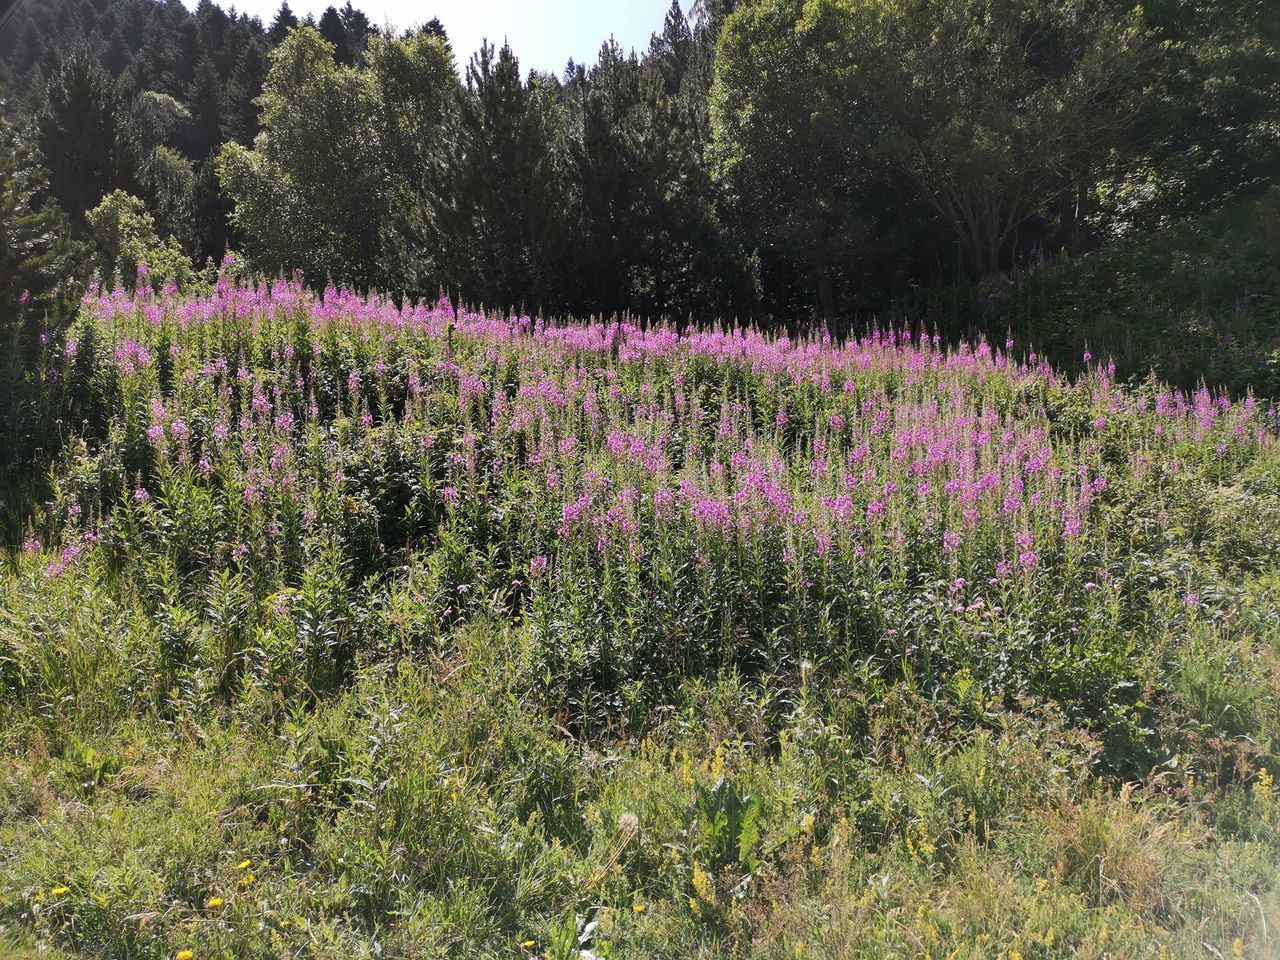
[{"xmin": 188, "ymin": 0, "xmax": 679, "ymax": 75}]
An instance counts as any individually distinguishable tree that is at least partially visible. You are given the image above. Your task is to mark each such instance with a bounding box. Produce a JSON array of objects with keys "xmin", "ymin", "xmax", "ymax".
[
  {"xmin": 268, "ymin": 1, "xmax": 299, "ymax": 45},
  {"xmin": 366, "ymin": 30, "xmax": 461, "ymax": 296},
  {"xmin": 455, "ymin": 43, "xmax": 578, "ymax": 309},
  {"xmin": 143, "ymin": 146, "xmax": 198, "ymax": 251},
  {"xmin": 710, "ymin": 0, "xmax": 893, "ymax": 318},
  {"xmin": 135, "ymin": 90, "xmax": 191, "ymax": 151},
  {"xmin": 711, "ymin": 0, "xmax": 1153, "ymax": 313},
  {"xmin": 222, "ymin": 41, "xmax": 268, "ymax": 145},
  {"xmin": 0, "ymin": 111, "xmax": 83, "ymax": 473},
  {"xmin": 340, "ymin": 2, "xmax": 374, "ymax": 64},
  {"xmin": 85, "ymin": 189, "xmax": 196, "ymax": 289},
  {"xmin": 217, "ymin": 27, "xmax": 386, "ymax": 285},
  {"xmin": 317, "ymin": 6, "xmax": 353, "ymax": 65},
  {"xmin": 181, "ymin": 54, "xmax": 224, "ymax": 158},
  {"xmin": 36, "ymin": 47, "xmax": 142, "ymax": 219},
  {"xmin": 853, "ymin": 0, "xmax": 1152, "ymax": 279},
  {"xmin": 0, "ymin": 113, "xmax": 80, "ymax": 332},
  {"xmin": 571, "ymin": 42, "xmax": 647, "ymax": 313},
  {"xmin": 650, "ymin": 0, "xmax": 694, "ymax": 95},
  {"xmin": 421, "ymin": 18, "xmax": 450, "ymax": 51},
  {"xmin": 1128, "ymin": 0, "xmax": 1280, "ymax": 225}
]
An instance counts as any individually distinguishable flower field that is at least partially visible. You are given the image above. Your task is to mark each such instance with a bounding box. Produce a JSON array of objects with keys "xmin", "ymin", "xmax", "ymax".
[{"xmin": 3, "ymin": 274, "xmax": 1280, "ymax": 958}]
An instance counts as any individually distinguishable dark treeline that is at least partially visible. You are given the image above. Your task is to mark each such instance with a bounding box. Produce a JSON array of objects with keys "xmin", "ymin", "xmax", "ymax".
[{"xmin": 1, "ymin": 0, "xmax": 1278, "ymax": 345}]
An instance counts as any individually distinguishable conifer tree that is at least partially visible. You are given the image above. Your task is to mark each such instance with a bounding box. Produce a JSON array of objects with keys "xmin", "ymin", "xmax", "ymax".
[
  {"xmin": 36, "ymin": 47, "xmax": 141, "ymax": 219},
  {"xmin": 268, "ymin": 2, "xmax": 299, "ymax": 45},
  {"xmin": 317, "ymin": 6, "xmax": 353, "ymax": 65}
]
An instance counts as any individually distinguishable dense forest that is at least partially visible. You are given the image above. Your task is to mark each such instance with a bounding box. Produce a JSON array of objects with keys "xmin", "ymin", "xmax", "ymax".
[{"xmin": 3, "ymin": 0, "xmax": 1277, "ymax": 330}]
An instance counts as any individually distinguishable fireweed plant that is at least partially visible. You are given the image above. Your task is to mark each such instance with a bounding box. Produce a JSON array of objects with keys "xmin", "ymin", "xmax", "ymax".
[
  {"xmin": 36, "ymin": 274, "xmax": 1273, "ymax": 730},
  {"xmin": 3, "ymin": 268, "xmax": 1280, "ymax": 957}
]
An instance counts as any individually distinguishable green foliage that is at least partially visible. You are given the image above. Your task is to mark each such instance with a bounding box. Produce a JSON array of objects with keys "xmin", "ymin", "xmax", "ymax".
[
  {"xmin": 453, "ymin": 43, "xmax": 578, "ymax": 309},
  {"xmin": 951, "ymin": 187, "xmax": 1280, "ymax": 395},
  {"xmin": 218, "ymin": 22, "xmax": 750, "ymax": 319},
  {"xmin": 695, "ymin": 777, "xmax": 762, "ymax": 872},
  {"xmin": 0, "ymin": 111, "xmax": 84, "ymax": 492},
  {"xmin": 711, "ymin": 0, "xmax": 1278, "ymax": 325},
  {"xmin": 35, "ymin": 47, "xmax": 142, "ymax": 221},
  {"xmin": 85, "ymin": 191, "xmax": 197, "ymax": 290},
  {"xmin": 0, "ymin": 114, "xmax": 81, "ymax": 326},
  {"xmin": 142, "ymin": 146, "xmax": 199, "ymax": 251},
  {"xmin": 3, "ymin": 0, "xmax": 272, "ymax": 264},
  {"xmin": 710, "ymin": 0, "xmax": 885, "ymax": 318},
  {"xmin": 1140, "ymin": 0, "xmax": 1280, "ymax": 217},
  {"xmin": 4, "ymin": 0, "xmax": 1278, "ymax": 384},
  {"xmin": 219, "ymin": 27, "xmax": 453, "ymax": 290},
  {"xmin": 367, "ymin": 30, "xmax": 462, "ymax": 296},
  {"xmin": 712, "ymin": 0, "xmax": 1154, "ymax": 314},
  {"xmin": 0, "ymin": 281, "xmax": 1274, "ymax": 956}
]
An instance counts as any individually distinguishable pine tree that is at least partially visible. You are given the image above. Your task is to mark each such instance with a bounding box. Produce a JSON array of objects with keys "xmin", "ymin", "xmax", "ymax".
[
  {"xmin": 194, "ymin": 0, "xmax": 231, "ymax": 76},
  {"xmin": 317, "ymin": 7, "xmax": 352, "ymax": 66},
  {"xmin": 36, "ymin": 47, "xmax": 141, "ymax": 220},
  {"xmin": 340, "ymin": 2, "xmax": 373, "ymax": 64},
  {"xmin": 0, "ymin": 110, "xmax": 82, "ymax": 396},
  {"xmin": 457, "ymin": 43, "xmax": 578, "ymax": 309},
  {"xmin": 649, "ymin": 0, "xmax": 693, "ymax": 96},
  {"xmin": 573, "ymin": 41, "xmax": 647, "ymax": 312},
  {"xmin": 223, "ymin": 42, "xmax": 267, "ymax": 145},
  {"xmin": 182, "ymin": 54, "xmax": 224, "ymax": 158},
  {"xmin": 268, "ymin": 2, "xmax": 299, "ymax": 45},
  {"xmin": 458, "ymin": 43, "xmax": 527, "ymax": 306},
  {"xmin": 422, "ymin": 18, "xmax": 450, "ymax": 51}
]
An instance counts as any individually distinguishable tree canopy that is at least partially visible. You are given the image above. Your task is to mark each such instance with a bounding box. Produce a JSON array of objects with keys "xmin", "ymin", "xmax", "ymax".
[{"xmin": 0, "ymin": 0, "xmax": 1275, "ymax": 330}]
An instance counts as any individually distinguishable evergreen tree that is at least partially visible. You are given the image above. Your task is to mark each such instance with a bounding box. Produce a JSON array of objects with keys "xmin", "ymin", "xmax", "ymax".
[
  {"xmin": 0, "ymin": 113, "xmax": 80, "ymax": 330},
  {"xmin": 649, "ymin": 0, "xmax": 694, "ymax": 96},
  {"xmin": 36, "ymin": 47, "xmax": 141, "ymax": 220},
  {"xmin": 456, "ymin": 43, "xmax": 577, "ymax": 309},
  {"xmin": 317, "ymin": 6, "xmax": 353, "ymax": 66},
  {"xmin": 422, "ymin": 18, "xmax": 450, "ymax": 51},
  {"xmin": 0, "ymin": 111, "xmax": 82, "ymax": 472},
  {"xmin": 181, "ymin": 54, "xmax": 224, "ymax": 158},
  {"xmin": 268, "ymin": 2, "xmax": 299, "ymax": 45},
  {"xmin": 340, "ymin": 2, "xmax": 374, "ymax": 64},
  {"xmin": 194, "ymin": 0, "xmax": 231, "ymax": 76},
  {"xmin": 223, "ymin": 42, "xmax": 267, "ymax": 145},
  {"xmin": 191, "ymin": 155, "xmax": 233, "ymax": 263}
]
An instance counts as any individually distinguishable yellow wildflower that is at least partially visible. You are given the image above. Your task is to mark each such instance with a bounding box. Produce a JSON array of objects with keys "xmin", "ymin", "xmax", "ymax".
[
  {"xmin": 206, "ymin": 897, "xmax": 224, "ymax": 909},
  {"xmin": 633, "ymin": 903, "xmax": 647, "ymax": 913},
  {"xmin": 177, "ymin": 951, "xmax": 195, "ymax": 960},
  {"xmin": 521, "ymin": 940, "xmax": 536, "ymax": 949},
  {"xmin": 237, "ymin": 872, "xmax": 255, "ymax": 887},
  {"xmin": 50, "ymin": 886, "xmax": 70, "ymax": 896},
  {"xmin": 691, "ymin": 860, "xmax": 715, "ymax": 905},
  {"xmin": 236, "ymin": 859, "xmax": 251, "ymax": 871}
]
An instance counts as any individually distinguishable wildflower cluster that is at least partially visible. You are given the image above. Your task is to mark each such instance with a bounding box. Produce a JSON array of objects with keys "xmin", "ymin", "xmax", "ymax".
[{"xmin": 39, "ymin": 275, "xmax": 1278, "ymax": 720}]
